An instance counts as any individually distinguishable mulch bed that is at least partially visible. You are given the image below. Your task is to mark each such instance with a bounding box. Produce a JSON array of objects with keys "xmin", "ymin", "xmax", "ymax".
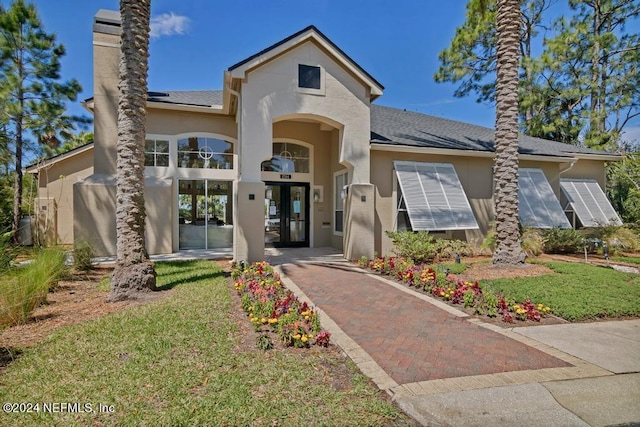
[{"xmin": 0, "ymin": 266, "xmax": 138, "ymax": 351}]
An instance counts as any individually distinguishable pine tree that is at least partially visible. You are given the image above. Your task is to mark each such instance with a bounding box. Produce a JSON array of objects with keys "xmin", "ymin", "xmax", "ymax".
[
  {"xmin": 0, "ymin": 0, "xmax": 82, "ymax": 241},
  {"xmin": 435, "ymin": 0, "xmax": 640, "ymax": 148}
]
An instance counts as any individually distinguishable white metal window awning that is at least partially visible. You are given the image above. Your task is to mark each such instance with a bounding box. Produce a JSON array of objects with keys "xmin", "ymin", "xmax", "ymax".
[
  {"xmin": 394, "ymin": 161, "xmax": 479, "ymax": 231},
  {"xmin": 560, "ymin": 179, "xmax": 622, "ymax": 227},
  {"xmin": 518, "ymin": 168, "xmax": 572, "ymax": 229}
]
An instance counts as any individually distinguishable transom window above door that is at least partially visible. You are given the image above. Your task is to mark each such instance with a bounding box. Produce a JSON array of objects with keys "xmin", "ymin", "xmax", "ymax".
[
  {"xmin": 177, "ymin": 137, "xmax": 233, "ymax": 169},
  {"xmin": 261, "ymin": 142, "xmax": 310, "ymax": 173}
]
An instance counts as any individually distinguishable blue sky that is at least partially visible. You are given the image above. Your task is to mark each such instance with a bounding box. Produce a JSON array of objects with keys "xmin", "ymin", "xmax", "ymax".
[{"xmin": 14, "ymin": 0, "xmax": 640, "ymax": 144}]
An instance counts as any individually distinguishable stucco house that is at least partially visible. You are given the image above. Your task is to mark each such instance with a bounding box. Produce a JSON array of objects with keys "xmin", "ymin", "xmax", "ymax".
[{"xmin": 26, "ymin": 10, "xmax": 622, "ymax": 262}]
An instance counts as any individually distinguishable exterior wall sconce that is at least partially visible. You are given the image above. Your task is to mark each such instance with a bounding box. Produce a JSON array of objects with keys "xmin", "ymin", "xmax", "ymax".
[{"xmin": 313, "ymin": 185, "xmax": 323, "ymax": 203}]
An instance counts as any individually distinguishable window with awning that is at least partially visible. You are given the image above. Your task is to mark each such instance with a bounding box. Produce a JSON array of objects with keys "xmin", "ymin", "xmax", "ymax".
[
  {"xmin": 394, "ymin": 161, "xmax": 479, "ymax": 231},
  {"xmin": 560, "ymin": 179, "xmax": 622, "ymax": 227},
  {"xmin": 519, "ymin": 168, "xmax": 572, "ymax": 229}
]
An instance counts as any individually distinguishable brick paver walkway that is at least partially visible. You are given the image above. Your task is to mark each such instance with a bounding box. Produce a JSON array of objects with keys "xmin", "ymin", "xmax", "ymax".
[{"xmin": 280, "ymin": 263, "xmax": 572, "ymax": 385}]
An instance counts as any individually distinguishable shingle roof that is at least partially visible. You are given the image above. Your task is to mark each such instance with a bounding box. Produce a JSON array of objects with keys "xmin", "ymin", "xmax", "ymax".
[
  {"xmin": 146, "ymin": 90, "xmax": 223, "ymax": 107},
  {"xmin": 371, "ymin": 104, "xmax": 604, "ymax": 157},
  {"xmin": 145, "ymin": 90, "xmax": 609, "ymax": 157}
]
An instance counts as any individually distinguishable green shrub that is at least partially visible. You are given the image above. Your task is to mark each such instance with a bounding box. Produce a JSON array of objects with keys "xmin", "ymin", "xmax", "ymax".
[
  {"xmin": 483, "ymin": 225, "xmax": 544, "ymax": 257},
  {"xmin": 0, "ymin": 247, "xmax": 68, "ymax": 327},
  {"xmin": 0, "ymin": 272, "xmax": 43, "ymax": 328},
  {"xmin": 387, "ymin": 231, "xmax": 439, "ymax": 263},
  {"xmin": 521, "ymin": 228, "xmax": 544, "ymax": 257},
  {"xmin": 481, "ymin": 223, "xmax": 496, "ymax": 252},
  {"xmin": 0, "ymin": 230, "xmax": 18, "ymax": 274},
  {"xmin": 73, "ymin": 240, "xmax": 94, "ymax": 271},
  {"xmin": 386, "ymin": 231, "xmax": 474, "ymax": 264},
  {"xmin": 542, "ymin": 228, "xmax": 584, "ymax": 254},
  {"xmin": 585, "ymin": 225, "xmax": 640, "ymax": 255},
  {"xmin": 256, "ymin": 334, "xmax": 274, "ymax": 351},
  {"xmin": 26, "ymin": 247, "xmax": 69, "ymax": 290}
]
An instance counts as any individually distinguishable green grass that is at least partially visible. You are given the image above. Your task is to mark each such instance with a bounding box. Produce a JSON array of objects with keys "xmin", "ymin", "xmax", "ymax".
[
  {"xmin": 0, "ymin": 260, "xmax": 404, "ymax": 426},
  {"xmin": 482, "ymin": 262, "xmax": 640, "ymax": 321},
  {"xmin": 0, "ymin": 247, "xmax": 68, "ymax": 327},
  {"xmin": 440, "ymin": 262, "xmax": 467, "ymax": 275},
  {"xmin": 611, "ymin": 255, "xmax": 640, "ymax": 265}
]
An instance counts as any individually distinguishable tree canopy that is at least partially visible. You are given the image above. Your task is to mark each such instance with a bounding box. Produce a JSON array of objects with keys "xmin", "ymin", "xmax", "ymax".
[
  {"xmin": 0, "ymin": 0, "xmax": 85, "ymax": 238},
  {"xmin": 435, "ymin": 0, "xmax": 640, "ymax": 150}
]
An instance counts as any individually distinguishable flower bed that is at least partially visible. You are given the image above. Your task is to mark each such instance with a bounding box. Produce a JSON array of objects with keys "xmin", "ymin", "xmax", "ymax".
[
  {"xmin": 361, "ymin": 256, "xmax": 551, "ymax": 323},
  {"xmin": 232, "ymin": 261, "xmax": 331, "ymax": 349}
]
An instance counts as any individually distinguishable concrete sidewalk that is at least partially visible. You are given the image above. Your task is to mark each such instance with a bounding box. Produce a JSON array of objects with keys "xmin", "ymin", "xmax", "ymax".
[{"xmin": 275, "ymin": 259, "xmax": 640, "ymax": 427}]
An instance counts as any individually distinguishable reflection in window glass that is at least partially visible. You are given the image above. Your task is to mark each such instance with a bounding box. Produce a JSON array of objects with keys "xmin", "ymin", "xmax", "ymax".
[
  {"xmin": 178, "ymin": 180, "xmax": 233, "ymax": 249},
  {"xmin": 298, "ymin": 64, "xmax": 321, "ymax": 89},
  {"xmin": 396, "ymin": 186, "xmax": 411, "ymax": 231},
  {"xmin": 177, "ymin": 137, "xmax": 233, "ymax": 169},
  {"xmin": 144, "ymin": 139, "xmax": 169, "ymax": 167},
  {"xmin": 334, "ymin": 171, "xmax": 347, "ymax": 233},
  {"xmin": 261, "ymin": 142, "xmax": 309, "ymax": 173}
]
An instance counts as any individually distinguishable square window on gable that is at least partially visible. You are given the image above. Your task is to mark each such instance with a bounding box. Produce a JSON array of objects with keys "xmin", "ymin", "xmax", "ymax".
[{"xmin": 298, "ymin": 64, "xmax": 321, "ymax": 89}]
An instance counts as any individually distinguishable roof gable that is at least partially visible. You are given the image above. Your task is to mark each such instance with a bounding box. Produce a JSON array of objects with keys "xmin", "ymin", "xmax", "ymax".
[
  {"xmin": 227, "ymin": 26, "xmax": 383, "ymax": 99},
  {"xmin": 26, "ymin": 142, "xmax": 94, "ymax": 172}
]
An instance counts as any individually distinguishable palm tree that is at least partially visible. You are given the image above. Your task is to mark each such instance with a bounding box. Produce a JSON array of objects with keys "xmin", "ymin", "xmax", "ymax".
[
  {"xmin": 493, "ymin": 0, "xmax": 526, "ymax": 265},
  {"xmin": 109, "ymin": 0, "xmax": 156, "ymax": 301}
]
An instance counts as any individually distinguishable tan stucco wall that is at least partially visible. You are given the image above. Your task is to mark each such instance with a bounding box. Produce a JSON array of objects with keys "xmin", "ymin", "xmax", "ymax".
[
  {"xmin": 234, "ymin": 181, "xmax": 265, "ymax": 262},
  {"xmin": 371, "ymin": 151, "xmax": 610, "ymax": 256},
  {"xmin": 238, "ymin": 41, "xmax": 371, "ymax": 184},
  {"xmin": 233, "ymin": 40, "xmax": 374, "ymax": 260},
  {"xmin": 73, "ymin": 174, "xmax": 115, "ymax": 255},
  {"xmin": 344, "ymin": 184, "xmax": 375, "ymax": 260},
  {"xmin": 562, "ymin": 159, "xmax": 606, "ymax": 187},
  {"xmin": 74, "ymin": 175, "xmax": 173, "ymax": 256},
  {"xmin": 33, "ymin": 149, "xmax": 94, "ymax": 245},
  {"xmin": 371, "ymin": 151, "xmax": 495, "ymax": 256},
  {"xmin": 80, "ymin": 19, "xmax": 241, "ymax": 256},
  {"xmin": 93, "ymin": 31, "xmax": 119, "ymax": 175},
  {"xmin": 146, "ymin": 109, "xmax": 237, "ymax": 138}
]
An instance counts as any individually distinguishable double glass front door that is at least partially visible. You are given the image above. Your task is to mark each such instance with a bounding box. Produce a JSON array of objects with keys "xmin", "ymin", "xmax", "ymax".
[{"xmin": 264, "ymin": 183, "xmax": 309, "ymax": 247}]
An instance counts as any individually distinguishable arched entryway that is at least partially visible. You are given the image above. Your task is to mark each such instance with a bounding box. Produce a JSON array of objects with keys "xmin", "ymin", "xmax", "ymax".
[{"xmin": 261, "ymin": 140, "xmax": 312, "ymax": 247}]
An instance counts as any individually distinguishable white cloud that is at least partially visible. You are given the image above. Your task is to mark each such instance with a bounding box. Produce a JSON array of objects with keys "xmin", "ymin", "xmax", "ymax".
[{"xmin": 150, "ymin": 12, "xmax": 190, "ymax": 39}]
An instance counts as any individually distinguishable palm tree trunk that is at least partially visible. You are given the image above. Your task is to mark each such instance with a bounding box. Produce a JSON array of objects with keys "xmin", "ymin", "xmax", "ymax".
[
  {"xmin": 109, "ymin": 0, "xmax": 156, "ymax": 301},
  {"xmin": 493, "ymin": 0, "xmax": 526, "ymax": 265}
]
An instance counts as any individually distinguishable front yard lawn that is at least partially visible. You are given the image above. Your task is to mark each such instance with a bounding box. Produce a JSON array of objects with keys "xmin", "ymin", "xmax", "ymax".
[
  {"xmin": 482, "ymin": 261, "xmax": 640, "ymax": 322},
  {"xmin": 0, "ymin": 260, "xmax": 407, "ymax": 426}
]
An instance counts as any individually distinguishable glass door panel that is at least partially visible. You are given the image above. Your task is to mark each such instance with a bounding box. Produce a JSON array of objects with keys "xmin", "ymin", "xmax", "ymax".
[
  {"xmin": 289, "ymin": 185, "xmax": 306, "ymax": 243},
  {"xmin": 264, "ymin": 182, "xmax": 309, "ymax": 247},
  {"xmin": 179, "ymin": 180, "xmax": 205, "ymax": 249},
  {"xmin": 264, "ymin": 185, "xmax": 281, "ymax": 245},
  {"xmin": 179, "ymin": 179, "xmax": 233, "ymax": 249}
]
